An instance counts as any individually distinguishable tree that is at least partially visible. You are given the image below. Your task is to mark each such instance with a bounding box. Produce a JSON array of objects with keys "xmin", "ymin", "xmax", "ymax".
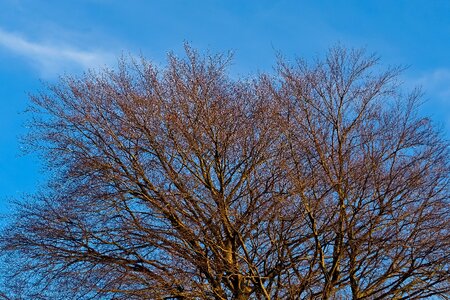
[{"xmin": 1, "ymin": 45, "xmax": 449, "ymax": 299}]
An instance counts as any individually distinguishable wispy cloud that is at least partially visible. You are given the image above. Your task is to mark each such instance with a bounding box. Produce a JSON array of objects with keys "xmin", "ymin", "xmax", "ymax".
[
  {"xmin": 0, "ymin": 28, "xmax": 115, "ymax": 77},
  {"xmin": 407, "ymin": 68, "xmax": 450, "ymax": 131},
  {"xmin": 413, "ymin": 69, "xmax": 450, "ymax": 100}
]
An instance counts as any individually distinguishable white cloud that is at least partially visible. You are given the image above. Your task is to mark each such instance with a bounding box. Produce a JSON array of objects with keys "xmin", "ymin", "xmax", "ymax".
[
  {"xmin": 408, "ymin": 68, "xmax": 450, "ymax": 132},
  {"xmin": 413, "ymin": 69, "xmax": 450, "ymax": 100},
  {"xmin": 0, "ymin": 28, "xmax": 114, "ymax": 77}
]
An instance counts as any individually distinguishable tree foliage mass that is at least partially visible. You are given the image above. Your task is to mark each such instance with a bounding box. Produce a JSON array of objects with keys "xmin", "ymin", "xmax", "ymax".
[{"xmin": 1, "ymin": 46, "xmax": 449, "ymax": 299}]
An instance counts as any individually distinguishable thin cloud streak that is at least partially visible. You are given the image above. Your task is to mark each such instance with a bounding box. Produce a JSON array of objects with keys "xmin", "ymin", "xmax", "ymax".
[
  {"xmin": 407, "ymin": 68, "xmax": 450, "ymax": 132},
  {"xmin": 415, "ymin": 69, "xmax": 450, "ymax": 99},
  {"xmin": 0, "ymin": 28, "xmax": 114, "ymax": 76}
]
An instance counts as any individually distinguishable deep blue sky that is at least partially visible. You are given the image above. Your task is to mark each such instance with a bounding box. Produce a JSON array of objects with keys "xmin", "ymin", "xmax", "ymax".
[{"xmin": 1, "ymin": 0, "xmax": 450, "ymax": 216}]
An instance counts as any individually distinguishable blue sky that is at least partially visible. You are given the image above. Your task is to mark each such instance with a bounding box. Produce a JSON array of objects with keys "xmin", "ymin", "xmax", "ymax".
[{"xmin": 1, "ymin": 0, "xmax": 450, "ymax": 216}]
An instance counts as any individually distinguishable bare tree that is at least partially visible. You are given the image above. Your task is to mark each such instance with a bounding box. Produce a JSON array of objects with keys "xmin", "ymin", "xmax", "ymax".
[{"xmin": 1, "ymin": 45, "xmax": 449, "ymax": 299}]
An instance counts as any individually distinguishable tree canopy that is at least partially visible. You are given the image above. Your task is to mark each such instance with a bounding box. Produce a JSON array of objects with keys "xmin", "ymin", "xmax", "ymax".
[{"xmin": 1, "ymin": 46, "xmax": 449, "ymax": 299}]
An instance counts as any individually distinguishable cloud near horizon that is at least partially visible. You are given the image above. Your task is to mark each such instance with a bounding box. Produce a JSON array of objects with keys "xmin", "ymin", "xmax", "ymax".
[{"xmin": 0, "ymin": 28, "xmax": 114, "ymax": 77}]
